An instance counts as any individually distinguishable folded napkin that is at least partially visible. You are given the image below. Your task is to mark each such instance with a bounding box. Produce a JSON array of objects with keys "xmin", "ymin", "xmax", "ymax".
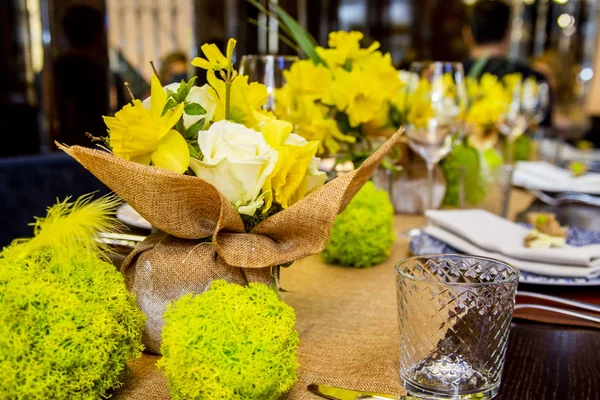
[
  {"xmin": 425, "ymin": 209, "xmax": 600, "ymax": 278},
  {"xmin": 513, "ymin": 161, "xmax": 600, "ymax": 194},
  {"xmin": 539, "ymin": 139, "xmax": 600, "ymax": 162}
]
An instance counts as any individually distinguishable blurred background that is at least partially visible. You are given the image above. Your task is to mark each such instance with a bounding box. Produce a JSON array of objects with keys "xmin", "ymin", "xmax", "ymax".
[
  {"xmin": 1, "ymin": 0, "xmax": 600, "ymax": 243},
  {"xmin": 3, "ymin": 0, "xmax": 600, "ymax": 156}
]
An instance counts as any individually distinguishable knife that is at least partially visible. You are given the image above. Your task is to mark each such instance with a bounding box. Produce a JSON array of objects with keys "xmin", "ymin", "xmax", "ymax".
[{"xmin": 307, "ymin": 383, "xmax": 412, "ymax": 400}]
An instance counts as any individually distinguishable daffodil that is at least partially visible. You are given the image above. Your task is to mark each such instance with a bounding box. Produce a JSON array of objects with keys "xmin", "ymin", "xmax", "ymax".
[
  {"xmin": 281, "ymin": 60, "xmax": 332, "ymax": 100},
  {"xmin": 259, "ymin": 119, "xmax": 326, "ymax": 210},
  {"xmin": 316, "ymin": 31, "xmax": 380, "ymax": 68},
  {"xmin": 323, "ymin": 68, "xmax": 387, "ymax": 127},
  {"xmin": 103, "ymin": 75, "xmax": 188, "ymax": 173},
  {"xmin": 206, "ymin": 69, "xmax": 268, "ymax": 128},
  {"xmin": 191, "ymin": 39, "xmax": 236, "ymax": 71}
]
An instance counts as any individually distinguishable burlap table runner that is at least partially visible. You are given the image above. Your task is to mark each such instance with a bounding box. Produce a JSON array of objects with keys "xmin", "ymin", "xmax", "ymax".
[
  {"xmin": 112, "ymin": 193, "xmax": 534, "ymax": 399},
  {"xmin": 112, "ymin": 215, "xmax": 430, "ymax": 399}
]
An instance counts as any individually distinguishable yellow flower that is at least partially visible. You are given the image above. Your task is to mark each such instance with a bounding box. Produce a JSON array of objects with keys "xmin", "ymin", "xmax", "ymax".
[
  {"xmin": 277, "ymin": 93, "xmax": 355, "ymax": 155},
  {"xmin": 354, "ymin": 51, "xmax": 402, "ymax": 100},
  {"xmin": 103, "ymin": 75, "xmax": 188, "ymax": 173},
  {"xmin": 259, "ymin": 119, "xmax": 326, "ymax": 210},
  {"xmin": 191, "ymin": 38, "xmax": 236, "ymax": 71},
  {"xmin": 323, "ymin": 67, "xmax": 387, "ymax": 127},
  {"xmin": 316, "ymin": 31, "xmax": 380, "ymax": 68},
  {"xmin": 466, "ymin": 73, "xmax": 511, "ymax": 130},
  {"xmin": 207, "ymin": 69, "xmax": 268, "ymax": 128},
  {"xmin": 282, "ymin": 60, "xmax": 332, "ymax": 100}
]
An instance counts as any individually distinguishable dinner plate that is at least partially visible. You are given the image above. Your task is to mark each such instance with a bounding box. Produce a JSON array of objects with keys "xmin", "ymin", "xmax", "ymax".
[
  {"xmin": 409, "ymin": 229, "xmax": 600, "ymax": 286},
  {"xmin": 116, "ymin": 204, "xmax": 152, "ymax": 230}
]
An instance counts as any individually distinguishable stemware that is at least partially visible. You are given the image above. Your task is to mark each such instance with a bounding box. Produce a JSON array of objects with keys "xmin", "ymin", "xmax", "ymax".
[
  {"xmin": 497, "ymin": 78, "xmax": 550, "ymax": 165},
  {"xmin": 238, "ymin": 54, "xmax": 298, "ymax": 112},
  {"xmin": 405, "ymin": 61, "xmax": 467, "ymax": 212}
]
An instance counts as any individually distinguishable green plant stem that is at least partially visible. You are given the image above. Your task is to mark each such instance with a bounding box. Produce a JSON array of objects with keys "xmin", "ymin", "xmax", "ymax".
[{"xmin": 225, "ymin": 66, "xmax": 232, "ymax": 120}]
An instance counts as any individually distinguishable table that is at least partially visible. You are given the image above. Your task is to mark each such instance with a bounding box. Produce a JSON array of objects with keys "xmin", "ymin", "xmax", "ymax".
[{"xmin": 113, "ymin": 192, "xmax": 600, "ymax": 400}]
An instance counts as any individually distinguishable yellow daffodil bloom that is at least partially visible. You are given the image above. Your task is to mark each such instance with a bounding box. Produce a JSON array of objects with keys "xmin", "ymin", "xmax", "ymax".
[
  {"xmin": 316, "ymin": 31, "xmax": 380, "ymax": 68},
  {"xmin": 282, "ymin": 60, "xmax": 333, "ymax": 100},
  {"xmin": 206, "ymin": 69, "xmax": 268, "ymax": 128},
  {"xmin": 259, "ymin": 119, "xmax": 326, "ymax": 210},
  {"xmin": 323, "ymin": 68, "xmax": 387, "ymax": 127},
  {"xmin": 191, "ymin": 38, "xmax": 236, "ymax": 71},
  {"xmin": 103, "ymin": 75, "xmax": 188, "ymax": 173}
]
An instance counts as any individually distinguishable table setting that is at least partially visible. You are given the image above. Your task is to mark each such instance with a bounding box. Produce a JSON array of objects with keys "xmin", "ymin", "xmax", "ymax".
[{"xmin": 2, "ymin": 6, "xmax": 600, "ymax": 400}]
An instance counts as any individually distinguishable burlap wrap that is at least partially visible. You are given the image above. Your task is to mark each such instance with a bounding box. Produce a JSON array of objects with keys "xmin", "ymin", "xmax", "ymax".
[{"xmin": 58, "ymin": 129, "xmax": 402, "ymax": 353}]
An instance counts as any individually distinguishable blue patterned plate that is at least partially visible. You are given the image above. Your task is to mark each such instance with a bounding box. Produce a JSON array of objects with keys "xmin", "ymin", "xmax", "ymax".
[{"xmin": 409, "ymin": 227, "xmax": 600, "ymax": 286}]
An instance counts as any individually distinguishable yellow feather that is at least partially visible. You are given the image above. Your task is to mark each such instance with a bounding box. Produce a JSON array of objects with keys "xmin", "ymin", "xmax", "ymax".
[{"xmin": 15, "ymin": 194, "xmax": 122, "ymax": 259}]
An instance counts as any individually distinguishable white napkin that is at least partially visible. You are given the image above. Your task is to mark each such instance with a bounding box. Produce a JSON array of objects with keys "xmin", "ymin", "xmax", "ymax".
[
  {"xmin": 540, "ymin": 139, "xmax": 600, "ymax": 162},
  {"xmin": 513, "ymin": 161, "xmax": 600, "ymax": 194},
  {"xmin": 424, "ymin": 209, "xmax": 600, "ymax": 278}
]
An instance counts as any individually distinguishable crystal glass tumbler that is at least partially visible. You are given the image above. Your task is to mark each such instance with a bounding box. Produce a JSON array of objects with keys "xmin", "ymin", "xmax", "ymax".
[{"xmin": 395, "ymin": 255, "xmax": 519, "ymax": 399}]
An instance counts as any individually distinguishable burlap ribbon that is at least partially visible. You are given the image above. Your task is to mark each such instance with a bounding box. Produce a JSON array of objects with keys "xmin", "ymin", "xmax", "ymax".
[{"xmin": 58, "ymin": 129, "xmax": 402, "ymax": 352}]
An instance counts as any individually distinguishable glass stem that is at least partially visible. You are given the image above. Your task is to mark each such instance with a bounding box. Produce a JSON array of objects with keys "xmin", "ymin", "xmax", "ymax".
[
  {"xmin": 426, "ymin": 162, "xmax": 435, "ymax": 211},
  {"xmin": 505, "ymin": 137, "xmax": 515, "ymax": 166}
]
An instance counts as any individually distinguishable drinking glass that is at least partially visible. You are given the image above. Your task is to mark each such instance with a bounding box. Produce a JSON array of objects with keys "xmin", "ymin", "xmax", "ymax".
[
  {"xmin": 396, "ymin": 255, "xmax": 519, "ymax": 400},
  {"xmin": 405, "ymin": 62, "xmax": 467, "ymax": 211},
  {"xmin": 238, "ymin": 55, "xmax": 298, "ymax": 112}
]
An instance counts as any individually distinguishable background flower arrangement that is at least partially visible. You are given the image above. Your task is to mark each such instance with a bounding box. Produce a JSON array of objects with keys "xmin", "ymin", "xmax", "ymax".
[{"xmin": 391, "ymin": 70, "xmax": 537, "ymax": 208}]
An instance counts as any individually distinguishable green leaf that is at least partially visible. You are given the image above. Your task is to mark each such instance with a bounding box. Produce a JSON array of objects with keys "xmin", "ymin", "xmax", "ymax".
[
  {"xmin": 248, "ymin": 0, "xmax": 324, "ymax": 65},
  {"xmin": 165, "ymin": 89, "xmax": 179, "ymax": 102},
  {"xmin": 270, "ymin": 2, "xmax": 323, "ymax": 64},
  {"xmin": 177, "ymin": 76, "xmax": 197, "ymax": 102},
  {"xmin": 161, "ymin": 98, "xmax": 179, "ymax": 117},
  {"xmin": 185, "ymin": 118, "xmax": 205, "ymax": 139},
  {"xmin": 184, "ymin": 103, "xmax": 207, "ymax": 116},
  {"xmin": 188, "ymin": 142, "xmax": 200, "ymax": 159}
]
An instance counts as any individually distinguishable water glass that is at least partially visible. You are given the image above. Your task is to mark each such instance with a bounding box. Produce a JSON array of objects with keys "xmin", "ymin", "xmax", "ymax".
[
  {"xmin": 238, "ymin": 55, "xmax": 298, "ymax": 112},
  {"xmin": 396, "ymin": 255, "xmax": 519, "ymax": 399}
]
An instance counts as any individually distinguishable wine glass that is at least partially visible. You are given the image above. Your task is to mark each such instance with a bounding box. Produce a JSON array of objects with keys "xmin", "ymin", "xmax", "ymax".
[
  {"xmin": 238, "ymin": 55, "xmax": 298, "ymax": 112},
  {"xmin": 405, "ymin": 61, "xmax": 467, "ymax": 212},
  {"xmin": 497, "ymin": 78, "xmax": 550, "ymax": 165}
]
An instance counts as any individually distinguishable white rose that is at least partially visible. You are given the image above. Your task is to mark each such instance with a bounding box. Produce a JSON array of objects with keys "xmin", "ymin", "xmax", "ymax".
[
  {"xmin": 189, "ymin": 120, "xmax": 278, "ymax": 216},
  {"xmin": 184, "ymin": 85, "xmax": 217, "ymax": 127},
  {"xmin": 142, "ymin": 83, "xmax": 218, "ymax": 129},
  {"xmin": 284, "ymin": 133, "xmax": 327, "ymax": 194}
]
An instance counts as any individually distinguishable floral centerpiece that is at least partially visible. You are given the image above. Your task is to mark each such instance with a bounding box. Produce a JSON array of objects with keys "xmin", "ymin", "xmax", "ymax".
[
  {"xmin": 60, "ymin": 38, "xmax": 401, "ymax": 353},
  {"xmin": 271, "ymin": 29, "xmax": 403, "ymax": 165}
]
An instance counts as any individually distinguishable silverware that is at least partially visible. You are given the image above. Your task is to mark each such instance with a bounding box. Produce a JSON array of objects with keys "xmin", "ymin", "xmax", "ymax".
[
  {"xmin": 307, "ymin": 383, "xmax": 410, "ymax": 400},
  {"xmin": 94, "ymin": 232, "xmax": 146, "ymax": 248},
  {"xmin": 528, "ymin": 189, "xmax": 600, "ymax": 207},
  {"xmin": 517, "ymin": 291, "xmax": 600, "ymax": 313},
  {"xmin": 514, "ymin": 304, "xmax": 600, "ymax": 324}
]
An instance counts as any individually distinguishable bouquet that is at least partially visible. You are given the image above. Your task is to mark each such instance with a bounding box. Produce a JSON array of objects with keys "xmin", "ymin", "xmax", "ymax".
[
  {"xmin": 60, "ymin": 38, "xmax": 401, "ymax": 352},
  {"xmin": 269, "ymin": 29, "xmax": 402, "ymax": 164}
]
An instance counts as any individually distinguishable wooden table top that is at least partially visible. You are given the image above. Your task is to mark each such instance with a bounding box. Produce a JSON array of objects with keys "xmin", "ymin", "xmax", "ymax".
[{"xmin": 113, "ymin": 190, "xmax": 600, "ymax": 400}]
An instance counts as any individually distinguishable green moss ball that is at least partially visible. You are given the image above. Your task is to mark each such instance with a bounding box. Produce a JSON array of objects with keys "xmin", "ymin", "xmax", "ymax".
[
  {"xmin": 0, "ymin": 246, "xmax": 146, "ymax": 399},
  {"xmin": 158, "ymin": 280, "xmax": 299, "ymax": 400},
  {"xmin": 321, "ymin": 181, "xmax": 395, "ymax": 267},
  {"xmin": 441, "ymin": 143, "xmax": 484, "ymax": 207}
]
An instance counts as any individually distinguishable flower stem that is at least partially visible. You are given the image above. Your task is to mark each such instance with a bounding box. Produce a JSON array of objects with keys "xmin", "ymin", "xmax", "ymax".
[
  {"xmin": 225, "ymin": 67, "xmax": 232, "ymax": 120},
  {"xmin": 224, "ymin": 40, "xmax": 236, "ymax": 121}
]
